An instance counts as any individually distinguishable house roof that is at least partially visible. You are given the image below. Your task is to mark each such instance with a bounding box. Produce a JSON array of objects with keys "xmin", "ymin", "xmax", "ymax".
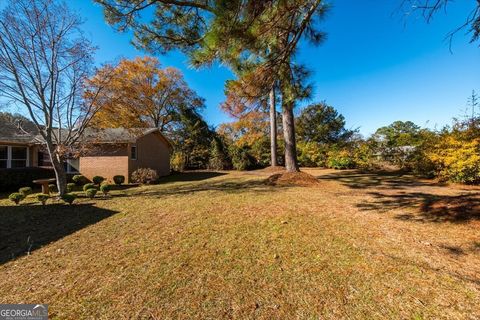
[
  {"xmin": 77, "ymin": 128, "xmax": 173, "ymax": 149},
  {"xmin": 0, "ymin": 124, "xmax": 172, "ymax": 149},
  {"xmin": 0, "ymin": 121, "xmax": 38, "ymax": 144}
]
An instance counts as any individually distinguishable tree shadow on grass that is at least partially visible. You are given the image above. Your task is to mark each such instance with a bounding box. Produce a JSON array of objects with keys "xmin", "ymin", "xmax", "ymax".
[
  {"xmin": 358, "ymin": 191, "xmax": 480, "ymax": 223},
  {"xmin": 0, "ymin": 203, "xmax": 119, "ymax": 265},
  {"xmin": 127, "ymin": 177, "xmax": 289, "ymax": 198},
  {"xmin": 318, "ymin": 170, "xmax": 437, "ymax": 190},
  {"xmin": 319, "ymin": 170, "xmax": 480, "ymax": 223},
  {"xmin": 159, "ymin": 171, "xmax": 227, "ymax": 184}
]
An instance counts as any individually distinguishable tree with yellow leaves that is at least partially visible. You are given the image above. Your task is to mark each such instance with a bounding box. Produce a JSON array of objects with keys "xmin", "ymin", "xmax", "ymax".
[{"xmin": 89, "ymin": 56, "xmax": 205, "ymax": 131}]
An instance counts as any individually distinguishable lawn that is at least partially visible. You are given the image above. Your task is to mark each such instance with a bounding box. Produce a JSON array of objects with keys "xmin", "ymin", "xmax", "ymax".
[{"xmin": 0, "ymin": 169, "xmax": 479, "ymax": 319}]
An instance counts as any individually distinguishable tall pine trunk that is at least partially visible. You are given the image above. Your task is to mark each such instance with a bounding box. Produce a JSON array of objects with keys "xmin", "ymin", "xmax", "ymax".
[
  {"xmin": 269, "ymin": 86, "xmax": 278, "ymax": 167},
  {"xmin": 46, "ymin": 143, "xmax": 67, "ymax": 196},
  {"xmin": 282, "ymin": 102, "xmax": 299, "ymax": 172}
]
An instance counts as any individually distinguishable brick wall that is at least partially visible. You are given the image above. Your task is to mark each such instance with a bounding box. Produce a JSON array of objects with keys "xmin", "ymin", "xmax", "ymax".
[
  {"xmin": 79, "ymin": 156, "xmax": 129, "ymax": 183},
  {"xmin": 129, "ymin": 132, "xmax": 171, "ymax": 179}
]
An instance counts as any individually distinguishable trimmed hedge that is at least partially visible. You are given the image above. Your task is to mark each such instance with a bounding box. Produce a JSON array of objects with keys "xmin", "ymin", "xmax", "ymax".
[
  {"xmin": 100, "ymin": 183, "xmax": 111, "ymax": 195},
  {"xmin": 19, "ymin": 187, "xmax": 33, "ymax": 197},
  {"xmin": 9, "ymin": 193, "xmax": 24, "ymax": 205},
  {"xmin": 113, "ymin": 175, "xmax": 125, "ymax": 185},
  {"xmin": 83, "ymin": 183, "xmax": 96, "ymax": 192},
  {"xmin": 85, "ymin": 188, "xmax": 97, "ymax": 199},
  {"xmin": 36, "ymin": 193, "xmax": 49, "ymax": 205},
  {"xmin": 0, "ymin": 167, "xmax": 55, "ymax": 192},
  {"xmin": 61, "ymin": 193, "xmax": 77, "ymax": 205},
  {"xmin": 92, "ymin": 176, "xmax": 105, "ymax": 185},
  {"xmin": 66, "ymin": 183, "xmax": 76, "ymax": 193}
]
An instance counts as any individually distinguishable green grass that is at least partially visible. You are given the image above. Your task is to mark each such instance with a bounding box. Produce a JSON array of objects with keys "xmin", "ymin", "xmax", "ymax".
[{"xmin": 0, "ymin": 169, "xmax": 479, "ymax": 319}]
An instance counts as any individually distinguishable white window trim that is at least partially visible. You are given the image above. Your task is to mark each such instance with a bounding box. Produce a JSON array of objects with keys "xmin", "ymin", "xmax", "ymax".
[
  {"xmin": 0, "ymin": 145, "xmax": 29, "ymax": 168},
  {"xmin": 7, "ymin": 145, "xmax": 11, "ymax": 168}
]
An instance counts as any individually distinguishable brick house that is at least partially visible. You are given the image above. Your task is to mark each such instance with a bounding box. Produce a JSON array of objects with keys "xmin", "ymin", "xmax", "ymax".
[{"xmin": 0, "ymin": 124, "xmax": 172, "ymax": 183}]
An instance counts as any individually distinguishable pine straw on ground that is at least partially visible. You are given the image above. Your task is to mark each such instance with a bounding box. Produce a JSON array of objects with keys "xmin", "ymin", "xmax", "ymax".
[
  {"xmin": 0, "ymin": 169, "xmax": 479, "ymax": 319},
  {"xmin": 266, "ymin": 171, "xmax": 320, "ymax": 186}
]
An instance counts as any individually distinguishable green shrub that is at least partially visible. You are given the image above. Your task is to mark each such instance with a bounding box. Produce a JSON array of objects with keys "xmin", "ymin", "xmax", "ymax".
[
  {"xmin": 170, "ymin": 152, "xmax": 186, "ymax": 172},
  {"xmin": 48, "ymin": 184, "xmax": 56, "ymax": 193},
  {"xmin": 131, "ymin": 168, "xmax": 159, "ymax": 184},
  {"xmin": 229, "ymin": 146, "xmax": 255, "ymax": 171},
  {"xmin": 36, "ymin": 194, "xmax": 49, "ymax": 205},
  {"xmin": 297, "ymin": 141, "xmax": 327, "ymax": 167},
  {"xmin": 92, "ymin": 176, "xmax": 105, "ymax": 185},
  {"xmin": 72, "ymin": 175, "xmax": 86, "ymax": 185},
  {"xmin": 327, "ymin": 150, "xmax": 355, "ymax": 170},
  {"xmin": 113, "ymin": 175, "xmax": 125, "ymax": 186},
  {"xmin": 351, "ymin": 142, "xmax": 376, "ymax": 171},
  {"xmin": 100, "ymin": 183, "xmax": 111, "ymax": 196},
  {"xmin": 83, "ymin": 183, "xmax": 96, "ymax": 192},
  {"xmin": 85, "ymin": 188, "xmax": 97, "ymax": 199},
  {"xmin": 18, "ymin": 187, "xmax": 32, "ymax": 197},
  {"xmin": 61, "ymin": 193, "xmax": 76, "ymax": 205},
  {"xmin": 9, "ymin": 192, "xmax": 24, "ymax": 205},
  {"xmin": 428, "ymin": 136, "xmax": 480, "ymax": 183},
  {"xmin": 66, "ymin": 183, "xmax": 76, "ymax": 193},
  {"xmin": 208, "ymin": 138, "xmax": 230, "ymax": 170}
]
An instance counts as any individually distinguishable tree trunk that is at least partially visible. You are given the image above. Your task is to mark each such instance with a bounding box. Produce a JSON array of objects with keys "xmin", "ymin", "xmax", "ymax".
[
  {"xmin": 282, "ymin": 102, "xmax": 299, "ymax": 172},
  {"xmin": 269, "ymin": 86, "xmax": 278, "ymax": 167},
  {"xmin": 47, "ymin": 144, "xmax": 67, "ymax": 196}
]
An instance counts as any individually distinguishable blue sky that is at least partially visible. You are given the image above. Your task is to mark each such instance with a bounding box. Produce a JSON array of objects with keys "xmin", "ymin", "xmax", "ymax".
[{"xmin": 8, "ymin": 1, "xmax": 480, "ymax": 136}]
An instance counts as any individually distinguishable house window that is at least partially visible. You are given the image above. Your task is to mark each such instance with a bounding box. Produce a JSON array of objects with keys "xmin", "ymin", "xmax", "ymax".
[
  {"xmin": 0, "ymin": 146, "xmax": 28, "ymax": 168},
  {"xmin": 11, "ymin": 147, "xmax": 27, "ymax": 168},
  {"xmin": 64, "ymin": 159, "xmax": 79, "ymax": 173},
  {"xmin": 0, "ymin": 146, "xmax": 7, "ymax": 169},
  {"xmin": 131, "ymin": 146, "xmax": 137, "ymax": 160}
]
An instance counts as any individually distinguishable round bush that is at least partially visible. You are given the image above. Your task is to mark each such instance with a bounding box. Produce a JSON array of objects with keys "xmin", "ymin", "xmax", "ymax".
[
  {"xmin": 100, "ymin": 183, "xmax": 111, "ymax": 195},
  {"xmin": 92, "ymin": 176, "xmax": 105, "ymax": 185},
  {"xmin": 72, "ymin": 175, "xmax": 86, "ymax": 185},
  {"xmin": 131, "ymin": 168, "xmax": 159, "ymax": 184},
  {"xmin": 83, "ymin": 183, "xmax": 96, "ymax": 192},
  {"xmin": 85, "ymin": 188, "xmax": 97, "ymax": 199},
  {"xmin": 9, "ymin": 193, "xmax": 24, "ymax": 205},
  {"xmin": 61, "ymin": 193, "xmax": 77, "ymax": 205},
  {"xmin": 113, "ymin": 175, "xmax": 125, "ymax": 186},
  {"xmin": 36, "ymin": 194, "xmax": 49, "ymax": 205},
  {"xmin": 48, "ymin": 184, "xmax": 56, "ymax": 193},
  {"xmin": 66, "ymin": 183, "xmax": 76, "ymax": 193},
  {"xmin": 18, "ymin": 187, "xmax": 32, "ymax": 197},
  {"xmin": 327, "ymin": 150, "xmax": 355, "ymax": 170}
]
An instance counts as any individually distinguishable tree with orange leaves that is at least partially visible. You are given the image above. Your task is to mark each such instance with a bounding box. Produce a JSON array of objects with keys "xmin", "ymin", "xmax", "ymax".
[
  {"xmin": 217, "ymin": 110, "xmax": 280, "ymax": 169},
  {"xmin": 222, "ymin": 74, "xmax": 280, "ymax": 168},
  {"xmin": 89, "ymin": 56, "xmax": 205, "ymax": 132}
]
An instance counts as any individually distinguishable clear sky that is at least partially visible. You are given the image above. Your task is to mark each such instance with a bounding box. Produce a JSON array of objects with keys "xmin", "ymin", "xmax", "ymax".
[{"xmin": 9, "ymin": 1, "xmax": 480, "ymax": 136}]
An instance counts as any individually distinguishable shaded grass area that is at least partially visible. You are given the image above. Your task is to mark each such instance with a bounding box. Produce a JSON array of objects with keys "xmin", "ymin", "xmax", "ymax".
[
  {"xmin": 319, "ymin": 170, "xmax": 480, "ymax": 223},
  {"xmin": 0, "ymin": 203, "xmax": 119, "ymax": 265},
  {"xmin": 0, "ymin": 170, "xmax": 479, "ymax": 319}
]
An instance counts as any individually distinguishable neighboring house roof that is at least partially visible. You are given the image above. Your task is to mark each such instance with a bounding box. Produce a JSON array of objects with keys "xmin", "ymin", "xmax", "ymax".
[{"xmin": 0, "ymin": 124, "xmax": 172, "ymax": 150}]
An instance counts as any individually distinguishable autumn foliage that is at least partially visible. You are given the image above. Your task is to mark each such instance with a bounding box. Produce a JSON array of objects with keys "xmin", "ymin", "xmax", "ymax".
[{"xmin": 88, "ymin": 57, "xmax": 204, "ymax": 130}]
